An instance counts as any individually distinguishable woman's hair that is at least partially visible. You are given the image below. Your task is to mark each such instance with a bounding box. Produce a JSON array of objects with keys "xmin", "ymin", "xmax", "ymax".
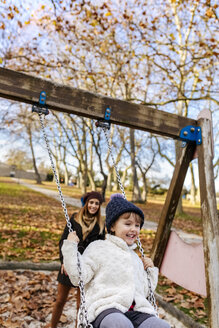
[
  {"xmin": 75, "ymin": 199, "xmax": 105, "ymax": 233},
  {"xmin": 110, "ymin": 212, "xmax": 142, "ymax": 234}
]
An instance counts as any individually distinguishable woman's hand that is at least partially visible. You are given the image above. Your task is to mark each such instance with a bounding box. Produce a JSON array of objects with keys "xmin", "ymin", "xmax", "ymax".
[
  {"xmin": 67, "ymin": 231, "xmax": 80, "ymax": 243},
  {"xmin": 61, "ymin": 264, "xmax": 68, "ymax": 275},
  {"xmin": 142, "ymin": 256, "xmax": 154, "ymax": 270}
]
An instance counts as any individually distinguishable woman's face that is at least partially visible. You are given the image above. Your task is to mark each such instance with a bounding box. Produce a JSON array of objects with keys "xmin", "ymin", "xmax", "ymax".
[{"xmin": 87, "ymin": 198, "xmax": 100, "ymax": 215}]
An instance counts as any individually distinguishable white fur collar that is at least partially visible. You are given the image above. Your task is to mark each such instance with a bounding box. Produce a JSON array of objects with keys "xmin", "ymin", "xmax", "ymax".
[{"xmin": 106, "ymin": 234, "xmax": 137, "ymax": 250}]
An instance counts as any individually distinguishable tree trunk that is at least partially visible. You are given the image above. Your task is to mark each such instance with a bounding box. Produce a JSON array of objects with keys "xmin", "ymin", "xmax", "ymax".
[
  {"xmin": 64, "ymin": 162, "xmax": 69, "ymax": 186},
  {"xmin": 176, "ymin": 194, "xmax": 183, "ymax": 214},
  {"xmin": 141, "ymin": 173, "xmax": 147, "ymax": 203},
  {"xmin": 28, "ymin": 125, "xmax": 42, "ymax": 184},
  {"xmin": 88, "ymin": 132, "xmax": 96, "ymax": 190},
  {"xmin": 101, "ymin": 173, "xmax": 108, "ymax": 202},
  {"xmin": 189, "ymin": 162, "xmax": 196, "ymax": 204},
  {"xmin": 130, "ymin": 129, "xmax": 142, "ymax": 202},
  {"xmin": 76, "ymin": 171, "xmax": 81, "ymax": 189},
  {"xmin": 107, "ymin": 170, "xmax": 112, "ymax": 191},
  {"xmin": 81, "ymin": 164, "xmax": 87, "ymax": 195},
  {"xmin": 87, "ymin": 171, "xmax": 96, "ymax": 190},
  {"xmin": 121, "ymin": 165, "xmax": 130, "ymax": 187},
  {"xmin": 112, "ymin": 171, "xmax": 119, "ymax": 191},
  {"xmin": 81, "ymin": 123, "xmax": 87, "ymax": 194}
]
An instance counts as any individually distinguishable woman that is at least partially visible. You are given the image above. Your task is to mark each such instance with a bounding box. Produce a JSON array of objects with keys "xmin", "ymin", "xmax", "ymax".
[{"xmin": 47, "ymin": 191, "xmax": 105, "ymax": 328}]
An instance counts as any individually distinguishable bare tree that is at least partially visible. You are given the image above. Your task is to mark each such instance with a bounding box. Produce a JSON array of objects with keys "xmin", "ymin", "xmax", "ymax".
[
  {"xmin": 1, "ymin": 103, "xmax": 43, "ymax": 184},
  {"xmin": 1, "ymin": 0, "xmax": 218, "ymax": 197}
]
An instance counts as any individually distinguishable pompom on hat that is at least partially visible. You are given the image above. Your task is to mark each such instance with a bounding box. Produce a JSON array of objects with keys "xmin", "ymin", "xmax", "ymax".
[
  {"xmin": 106, "ymin": 193, "xmax": 144, "ymax": 232},
  {"xmin": 81, "ymin": 191, "xmax": 103, "ymax": 207}
]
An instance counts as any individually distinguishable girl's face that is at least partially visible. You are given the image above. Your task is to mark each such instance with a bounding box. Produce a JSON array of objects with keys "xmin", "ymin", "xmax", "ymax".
[
  {"xmin": 87, "ymin": 198, "xmax": 100, "ymax": 215},
  {"xmin": 110, "ymin": 213, "xmax": 141, "ymax": 246}
]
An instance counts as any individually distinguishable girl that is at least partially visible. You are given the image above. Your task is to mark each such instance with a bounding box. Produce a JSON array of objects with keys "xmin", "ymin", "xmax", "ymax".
[
  {"xmin": 62, "ymin": 194, "xmax": 170, "ymax": 328},
  {"xmin": 49, "ymin": 191, "xmax": 105, "ymax": 328}
]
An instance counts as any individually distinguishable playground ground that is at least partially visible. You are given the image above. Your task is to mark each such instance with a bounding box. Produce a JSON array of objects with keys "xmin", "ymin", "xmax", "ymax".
[
  {"xmin": 0, "ymin": 177, "xmax": 208, "ymax": 327},
  {"xmin": 0, "ymin": 269, "xmax": 188, "ymax": 328}
]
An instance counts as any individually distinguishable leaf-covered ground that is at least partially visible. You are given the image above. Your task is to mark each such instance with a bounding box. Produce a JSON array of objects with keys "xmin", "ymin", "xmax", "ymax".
[
  {"xmin": 0, "ymin": 270, "xmax": 77, "ymax": 328},
  {"xmin": 0, "ymin": 178, "xmax": 207, "ymax": 326},
  {"xmin": 0, "ymin": 269, "xmax": 189, "ymax": 328}
]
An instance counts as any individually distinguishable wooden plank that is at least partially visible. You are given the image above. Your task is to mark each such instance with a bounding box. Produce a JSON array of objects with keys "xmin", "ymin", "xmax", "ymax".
[
  {"xmin": 0, "ymin": 260, "xmax": 60, "ymax": 271},
  {"xmin": 197, "ymin": 118, "xmax": 219, "ymax": 328},
  {"xmin": 0, "ymin": 67, "xmax": 197, "ymax": 139},
  {"xmin": 151, "ymin": 141, "xmax": 196, "ymax": 267}
]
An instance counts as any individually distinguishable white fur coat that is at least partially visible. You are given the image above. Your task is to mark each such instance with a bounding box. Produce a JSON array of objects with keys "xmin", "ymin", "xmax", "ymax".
[{"xmin": 62, "ymin": 234, "xmax": 158, "ymax": 322}]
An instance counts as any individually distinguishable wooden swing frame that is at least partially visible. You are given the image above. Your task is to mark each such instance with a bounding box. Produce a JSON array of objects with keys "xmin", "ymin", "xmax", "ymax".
[{"xmin": 0, "ymin": 67, "xmax": 218, "ymax": 327}]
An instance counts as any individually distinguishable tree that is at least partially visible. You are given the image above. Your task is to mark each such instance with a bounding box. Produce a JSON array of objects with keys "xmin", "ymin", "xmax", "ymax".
[
  {"xmin": 136, "ymin": 137, "xmax": 159, "ymax": 203},
  {"xmin": 0, "ymin": 0, "xmax": 218, "ymax": 196},
  {"xmin": 5, "ymin": 149, "xmax": 32, "ymax": 171},
  {"xmin": 1, "ymin": 103, "xmax": 43, "ymax": 184}
]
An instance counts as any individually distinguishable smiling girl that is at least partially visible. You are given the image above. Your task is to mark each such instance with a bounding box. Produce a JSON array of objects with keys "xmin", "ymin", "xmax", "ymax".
[{"xmin": 62, "ymin": 194, "xmax": 170, "ymax": 328}]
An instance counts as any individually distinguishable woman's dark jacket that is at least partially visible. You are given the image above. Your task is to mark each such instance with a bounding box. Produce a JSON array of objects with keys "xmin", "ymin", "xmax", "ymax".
[{"xmin": 57, "ymin": 212, "xmax": 105, "ymax": 286}]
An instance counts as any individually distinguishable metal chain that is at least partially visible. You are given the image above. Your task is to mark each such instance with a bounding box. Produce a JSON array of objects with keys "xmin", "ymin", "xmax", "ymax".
[
  {"xmin": 38, "ymin": 114, "xmax": 73, "ymax": 233},
  {"xmin": 77, "ymin": 252, "xmax": 93, "ymax": 328},
  {"xmin": 38, "ymin": 113, "xmax": 92, "ymax": 328},
  {"xmin": 102, "ymin": 126, "xmax": 158, "ymax": 317},
  {"xmin": 102, "ymin": 128, "xmax": 126, "ymax": 199},
  {"xmin": 137, "ymin": 237, "xmax": 158, "ymax": 316}
]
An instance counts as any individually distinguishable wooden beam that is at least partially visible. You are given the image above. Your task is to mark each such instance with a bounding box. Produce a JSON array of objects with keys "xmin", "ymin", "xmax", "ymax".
[
  {"xmin": 151, "ymin": 141, "xmax": 196, "ymax": 267},
  {"xmin": 0, "ymin": 67, "xmax": 197, "ymax": 139},
  {"xmin": 197, "ymin": 118, "xmax": 219, "ymax": 328}
]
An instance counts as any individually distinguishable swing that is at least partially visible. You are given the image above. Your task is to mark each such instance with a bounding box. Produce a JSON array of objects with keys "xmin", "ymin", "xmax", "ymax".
[{"xmin": 32, "ymin": 93, "xmax": 158, "ymax": 328}]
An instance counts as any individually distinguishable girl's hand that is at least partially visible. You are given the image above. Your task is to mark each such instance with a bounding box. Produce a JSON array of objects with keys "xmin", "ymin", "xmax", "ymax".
[
  {"xmin": 142, "ymin": 256, "xmax": 154, "ymax": 270},
  {"xmin": 67, "ymin": 231, "xmax": 79, "ymax": 243},
  {"xmin": 61, "ymin": 264, "xmax": 68, "ymax": 275}
]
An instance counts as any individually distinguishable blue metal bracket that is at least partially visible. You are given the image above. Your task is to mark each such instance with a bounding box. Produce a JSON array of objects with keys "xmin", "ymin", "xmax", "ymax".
[
  {"xmin": 32, "ymin": 91, "xmax": 49, "ymax": 115},
  {"xmin": 96, "ymin": 107, "xmax": 111, "ymax": 130},
  {"xmin": 179, "ymin": 125, "xmax": 202, "ymax": 147},
  {"xmin": 39, "ymin": 91, "xmax": 47, "ymax": 106},
  {"xmin": 104, "ymin": 107, "xmax": 111, "ymax": 121}
]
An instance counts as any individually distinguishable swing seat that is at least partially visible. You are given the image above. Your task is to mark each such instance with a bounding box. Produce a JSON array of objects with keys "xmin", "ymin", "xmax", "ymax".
[{"xmin": 160, "ymin": 231, "xmax": 206, "ymax": 296}]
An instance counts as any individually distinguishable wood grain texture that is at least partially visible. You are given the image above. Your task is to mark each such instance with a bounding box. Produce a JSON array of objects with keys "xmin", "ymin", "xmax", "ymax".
[
  {"xmin": 0, "ymin": 67, "xmax": 197, "ymax": 138},
  {"xmin": 197, "ymin": 118, "xmax": 219, "ymax": 328}
]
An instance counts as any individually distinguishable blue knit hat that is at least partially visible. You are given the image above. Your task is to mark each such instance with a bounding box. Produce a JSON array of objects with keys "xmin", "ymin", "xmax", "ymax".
[{"xmin": 106, "ymin": 194, "xmax": 144, "ymax": 232}]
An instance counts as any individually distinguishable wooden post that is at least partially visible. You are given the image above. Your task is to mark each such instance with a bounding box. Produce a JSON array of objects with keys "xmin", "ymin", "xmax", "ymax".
[
  {"xmin": 197, "ymin": 118, "xmax": 219, "ymax": 328},
  {"xmin": 151, "ymin": 142, "xmax": 196, "ymax": 267}
]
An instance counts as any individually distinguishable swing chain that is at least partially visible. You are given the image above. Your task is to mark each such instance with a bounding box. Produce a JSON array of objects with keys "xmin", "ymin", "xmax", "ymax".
[
  {"xmin": 146, "ymin": 269, "xmax": 158, "ymax": 316},
  {"xmin": 77, "ymin": 252, "xmax": 93, "ymax": 328},
  {"xmin": 102, "ymin": 127, "xmax": 126, "ymax": 199},
  {"xmin": 38, "ymin": 113, "xmax": 92, "ymax": 328},
  {"xmin": 102, "ymin": 126, "xmax": 158, "ymax": 317},
  {"xmin": 137, "ymin": 237, "xmax": 158, "ymax": 316},
  {"xmin": 38, "ymin": 114, "xmax": 73, "ymax": 233}
]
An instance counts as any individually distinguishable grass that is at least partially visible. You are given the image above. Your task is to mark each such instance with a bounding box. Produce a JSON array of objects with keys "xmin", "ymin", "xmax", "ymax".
[{"xmin": 0, "ymin": 178, "xmax": 67, "ymax": 262}]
